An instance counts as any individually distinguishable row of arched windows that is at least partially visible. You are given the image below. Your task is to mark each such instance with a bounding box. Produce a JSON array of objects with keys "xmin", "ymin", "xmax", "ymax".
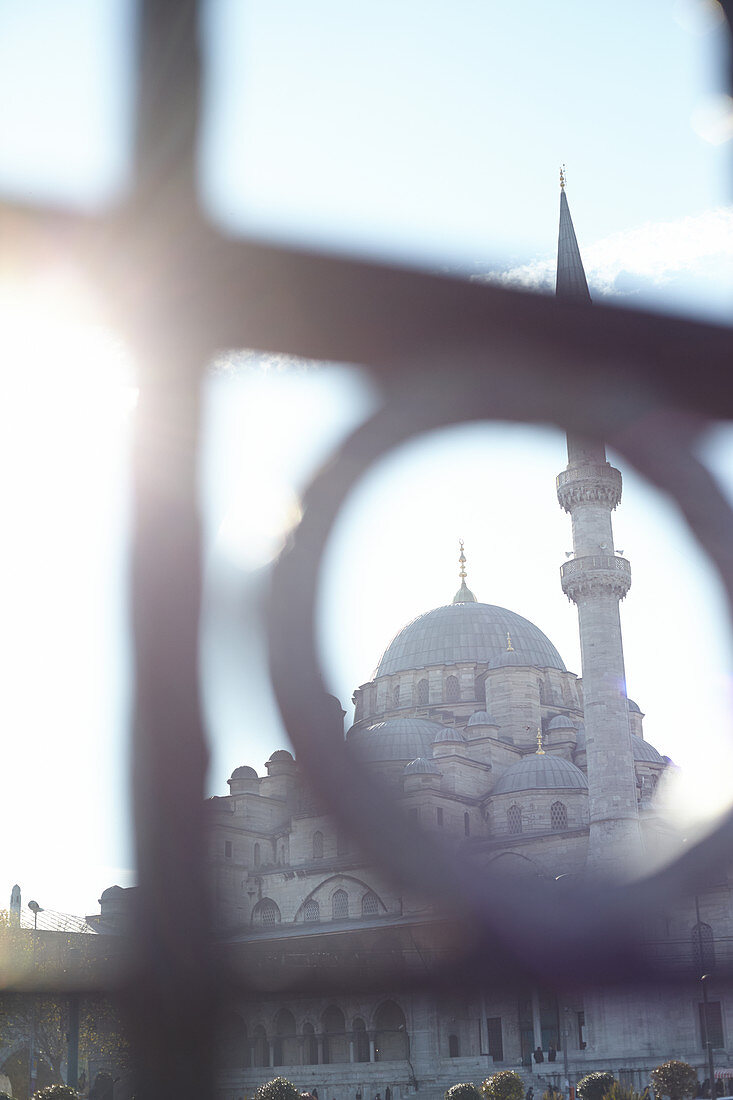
[
  {"xmin": 506, "ymin": 801, "xmax": 568, "ymax": 835},
  {"xmin": 217, "ymin": 1001, "xmax": 409, "ymax": 1069},
  {"xmin": 252, "ymin": 890, "xmax": 382, "ymax": 926}
]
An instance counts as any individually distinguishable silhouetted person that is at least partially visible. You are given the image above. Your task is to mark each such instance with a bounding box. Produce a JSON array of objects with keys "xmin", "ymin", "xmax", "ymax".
[
  {"xmin": 534, "ymin": 1047, "xmax": 544, "ymax": 1063},
  {"xmin": 548, "ymin": 1045, "xmax": 557, "ymax": 1063}
]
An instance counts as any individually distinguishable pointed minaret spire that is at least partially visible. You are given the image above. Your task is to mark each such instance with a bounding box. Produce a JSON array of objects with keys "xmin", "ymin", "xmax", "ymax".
[
  {"xmin": 554, "ymin": 174, "xmax": 642, "ymax": 876},
  {"xmin": 452, "ymin": 539, "xmax": 477, "ymax": 604},
  {"xmin": 556, "ymin": 168, "xmax": 592, "ymax": 303}
]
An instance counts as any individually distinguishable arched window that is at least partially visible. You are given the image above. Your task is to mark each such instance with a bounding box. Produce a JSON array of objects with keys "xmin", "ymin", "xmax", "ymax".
[
  {"xmin": 446, "ymin": 675, "xmax": 460, "ymax": 702},
  {"xmin": 474, "ymin": 676, "xmax": 485, "ymax": 703},
  {"xmin": 374, "ymin": 1000, "xmax": 409, "ymax": 1061},
  {"xmin": 353, "ymin": 1017, "xmax": 369, "ymax": 1063},
  {"xmin": 417, "ymin": 678, "xmax": 429, "ymax": 705},
  {"xmin": 252, "ymin": 1025, "xmax": 269, "ymax": 1068},
  {"xmin": 313, "ymin": 830, "xmax": 324, "ymax": 859},
  {"xmin": 252, "ymin": 898, "xmax": 281, "ymax": 926},
  {"xmin": 393, "ymin": 684, "xmax": 400, "ymax": 707},
  {"xmin": 362, "ymin": 891, "xmax": 380, "ymax": 917},
  {"xmin": 302, "ymin": 1022, "xmax": 318, "ymax": 1065},
  {"xmin": 448, "ymin": 1034, "xmax": 460, "ymax": 1058},
  {"xmin": 507, "ymin": 804, "xmax": 522, "ymax": 835},
  {"xmin": 692, "ymin": 922, "xmax": 716, "ymax": 974},
  {"xmin": 550, "ymin": 801, "xmax": 568, "ymax": 831},
  {"xmin": 332, "ymin": 889, "xmax": 349, "ymax": 920},
  {"xmin": 322, "ymin": 1005, "xmax": 348, "ymax": 1064},
  {"xmin": 303, "ymin": 898, "xmax": 320, "ymax": 922},
  {"xmin": 337, "ymin": 831, "xmax": 349, "ymax": 856},
  {"xmin": 273, "ymin": 1009, "xmax": 296, "ymax": 1067},
  {"xmin": 464, "ymin": 812, "xmax": 470, "ymax": 837},
  {"xmin": 253, "ymin": 842, "xmax": 260, "ymax": 867}
]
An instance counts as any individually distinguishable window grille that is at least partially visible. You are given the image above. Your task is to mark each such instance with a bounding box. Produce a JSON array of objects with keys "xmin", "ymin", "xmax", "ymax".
[
  {"xmin": 417, "ymin": 678, "xmax": 429, "ymax": 705},
  {"xmin": 487, "ymin": 1017, "xmax": 503, "ymax": 1062},
  {"xmin": 253, "ymin": 898, "xmax": 281, "ymax": 926},
  {"xmin": 508, "ymin": 805, "xmax": 522, "ymax": 835},
  {"xmin": 393, "ymin": 684, "xmax": 400, "ymax": 707},
  {"xmin": 332, "ymin": 889, "xmax": 349, "ymax": 920},
  {"xmin": 362, "ymin": 891, "xmax": 380, "ymax": 917},
  {"xmin": 313, "ymin": 830, "xmax": 324, "ymax": 859},
  {"xmin": 698, "ymin": 1001, "xmax": 724, "ymax": 1049},
  {"xmin": 5, "ymin": 7, "xmax": 733, "ymax": 1100},
  {"xmin": 550, "ymin": 801, "xmax": 568, "ymax": 831},
  {"xmin": 303, "ymin": 899, "xmax": 320, "ymax": 922},
  {"xmin": 446, "ymin": 675, "xmax": 460, "ymax": 702}
]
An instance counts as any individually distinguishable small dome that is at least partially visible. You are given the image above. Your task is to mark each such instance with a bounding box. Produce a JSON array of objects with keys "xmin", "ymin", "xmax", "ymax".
[
  {"xmin": 433, "ymin": 726, "xmax": 466, "ymax": 743},
  {"xmin": 632, "ymin": 735, "xmax": 664, "ymax": 764},
  {"xmin": 403, "ymin": 757, "xmax": 441, "ymax": 775},
  {"xmin": 547, "ymin": 715, "xmax": 579, "ymax": 731},
  {"xmin": 628, "ymin": 699, "xmax": 643, "ymax": 714},
  {"xmin": 347, "ymin": 717, "xmax": 447, "ymax": 763},
  {"xmin": 493, "ymin": 754, "xmax": 588, "ymax": 795},
  {"xmin": 467, "ymin": 710, "xmax": 498, "ymax": 727},
  {"xmin": 268, "ymin": 750, "xmax": 294, "ymax": 764},
  {"xmin": 230, "ymin": 765, "xmax": 258, "ymax": 780},
  {"xmin": 100, "ymin": 885, "xmax": 125, "ymax": 901}
]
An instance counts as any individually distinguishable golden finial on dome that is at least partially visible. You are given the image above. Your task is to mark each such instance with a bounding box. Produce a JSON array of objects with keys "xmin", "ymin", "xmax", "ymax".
[
  {"xmin": 452, "ymin": 539, "xmax": 478, "ymax": 604},
  {"xmin": 506, "ymin": 632, "xmax": 514, "ymax": 652},
  {"xmin": 560, "ymin": 164, "xmax": 566, "ymax": 191},
  {"xmin": 536, "ymin": 727, "xmax": 546, "ymax": 755}
]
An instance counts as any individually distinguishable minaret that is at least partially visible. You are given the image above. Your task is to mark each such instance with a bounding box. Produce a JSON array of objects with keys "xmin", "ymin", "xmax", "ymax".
[{"xmin": 554, "ymin": 168, "xmax": 642, "ymax": 875}]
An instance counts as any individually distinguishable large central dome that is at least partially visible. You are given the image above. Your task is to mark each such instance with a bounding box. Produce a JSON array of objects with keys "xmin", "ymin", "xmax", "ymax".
[{"xmin": 375, "ymin": 602, "xmax": 566, "ymax": 677}]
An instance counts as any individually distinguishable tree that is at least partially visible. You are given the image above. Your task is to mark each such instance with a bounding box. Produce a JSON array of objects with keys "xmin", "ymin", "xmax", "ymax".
[
  {"xmin": 577, "ymin": 1074, "xmax": 616, "ymax": 1100},
  {"xmin": 32, "ymin": 1087, "xmax": 79, "ymax": 1100},
  {"xmin": 255, "ymin": 1079, "xmax": 301, "ymax": 1100},
  {"xmin": 603, "ymin": 1085, "xmax": 645, "ymax": 1100},
  {"xmin": 651, "ymin": 1062, "xmax": 699, "ymax": 1100},
  {"xmin": 482, "ymin": 1071, "xmax": 525, "ymax": 1100},
  {"xmin": 446, "ymin": 1085, "xmax": 481, "ymax": 1100},
  {"xmin": 0, "ymin": 915, "xmax": 130, "ymax": 1099}
]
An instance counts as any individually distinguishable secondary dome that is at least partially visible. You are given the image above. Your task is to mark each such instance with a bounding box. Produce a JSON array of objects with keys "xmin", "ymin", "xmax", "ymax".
[
  {"xmin": 631, "ymin": 735, "xmax": 664, "ymax": 764},
  {"xmin": 375, "ymin": 603, "xmax": 566, "ymax": 677},
  {"xmin": 230, "ymin": 765, "xmax": 258, "ymax": 780},
  {"xmin": 467, "ymin": 711, "xmax": 498, "ymax": 727},
  {"xmin": 403, "ymin": 757, "xmax": 441, "ymax": 775},
  {"xmin": 493, "ymin": 754, "xmax": 588, "ymax": 795},
  {"xmin": 547, "ymin": 715, "xmax": 579, "ymax": 731},
  {"xmin": 348, "ymin": 717, "xmax": 447, "ymax": 763}
]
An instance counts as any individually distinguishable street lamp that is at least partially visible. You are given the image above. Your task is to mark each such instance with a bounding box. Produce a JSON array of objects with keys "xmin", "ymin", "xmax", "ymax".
[
  {"xmin": 27, "ymin": 901, "xmax": 44, "ymax": 1099},
  {"xmin": 700, "ymin": 974, "xmax": 716, "ymax": 1098},
  {"xmin": 695, "ymin": 895, "xmax": 717, "ymax": 1098}
]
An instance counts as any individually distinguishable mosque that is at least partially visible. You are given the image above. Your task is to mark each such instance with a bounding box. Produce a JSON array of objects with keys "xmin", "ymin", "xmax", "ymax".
[{"xmin": 98, "ymin": 183, "xmax": 733, "ymax": 1099}]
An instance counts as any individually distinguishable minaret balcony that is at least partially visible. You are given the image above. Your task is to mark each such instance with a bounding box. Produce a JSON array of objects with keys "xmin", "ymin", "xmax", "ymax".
[
  {"xmin": 560, "ymin": 554, "xmax": 631, "ymax": 602},
  {"xmin": 556, "ymin": 463, "xmax": 622, "ymax": 512}
]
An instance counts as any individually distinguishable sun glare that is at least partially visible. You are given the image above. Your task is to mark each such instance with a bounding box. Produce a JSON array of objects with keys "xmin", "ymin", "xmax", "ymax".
[{"xmin": 0, "ymin": 275, "xmax": 136, "ymax": 912}]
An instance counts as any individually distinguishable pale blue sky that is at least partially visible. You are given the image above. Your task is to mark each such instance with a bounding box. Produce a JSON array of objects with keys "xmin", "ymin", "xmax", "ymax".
[{"xmin": 0, "ymin": 1, "xmax": 732, "ymax": 915}]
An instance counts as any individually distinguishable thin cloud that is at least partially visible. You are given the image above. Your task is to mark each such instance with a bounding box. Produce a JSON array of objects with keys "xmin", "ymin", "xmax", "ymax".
[{"xmin": 486, "ymin": 206, "xmax": 733, "ymax": 298}]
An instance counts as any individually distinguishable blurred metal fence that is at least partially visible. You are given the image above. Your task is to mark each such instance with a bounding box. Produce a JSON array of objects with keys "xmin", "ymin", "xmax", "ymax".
[{"xmin": 3, "ymin": 1, "xmax": 733, "ymax": 1098}]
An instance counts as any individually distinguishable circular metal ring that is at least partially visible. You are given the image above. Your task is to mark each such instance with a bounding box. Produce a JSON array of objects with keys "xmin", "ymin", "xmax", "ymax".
[{"xmin": 269, "ymin": 350, "xmax": 733, "ymax": 984}]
